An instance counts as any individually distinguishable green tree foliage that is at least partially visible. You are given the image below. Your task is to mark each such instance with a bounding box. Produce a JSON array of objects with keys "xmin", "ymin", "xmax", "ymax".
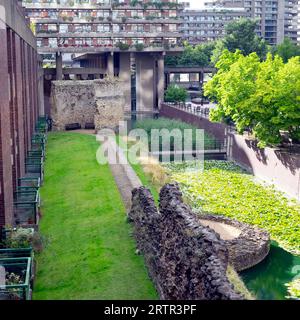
[
  {"xmin": 165, "ymin": 42, "xmax": 216, "ymax": 67},
  {"xmin": 165, "ymin": 85, "xmax": 188, "ymax": 103},
  {"xmin": 212, "ymin": 19, "xmax": 268, "ymax": 63},
  {"xmin": 273, "ymin": 38, "xmax": 300, "ymax": 63},
  {"xmin": 204, "ymin": 50, "xmax": 300, "ymax": 147}
]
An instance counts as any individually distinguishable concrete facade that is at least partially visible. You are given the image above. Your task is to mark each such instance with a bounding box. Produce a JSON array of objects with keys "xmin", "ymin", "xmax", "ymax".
[
  {"xmin": 22, "ymin": 0, "xmax": 184, "ymax": 115},
  {"xmin": 181, "ymin": 7, "xmax": 249, "ymax": 44},
  {"xmin": 0, "ymin": 0, "xmax": 43, "ymax": 226},
  {"xmin": 203, "ymin": 0, "xmax": 299, "ymax": 45}
]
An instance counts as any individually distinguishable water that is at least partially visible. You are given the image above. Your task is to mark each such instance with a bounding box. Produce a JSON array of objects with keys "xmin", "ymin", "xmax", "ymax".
[{"xmin": 240, "ymin": 242, "xmax": 300, "ymax": 300}]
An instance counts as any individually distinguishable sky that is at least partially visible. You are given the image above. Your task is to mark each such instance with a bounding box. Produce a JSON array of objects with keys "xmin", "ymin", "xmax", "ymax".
[{"xmin": 185, "ymin": 0, "xmax": 205, "ymax": 9}]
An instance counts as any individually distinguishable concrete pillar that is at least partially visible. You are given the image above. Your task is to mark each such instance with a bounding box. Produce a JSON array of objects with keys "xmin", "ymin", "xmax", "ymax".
[
  {"xmin": 56, "ymin": 53, "xmax": 63, "ymax": 80},
  {"xmin": 38, "ymin": 69, "xmax": 45, "ymax": 115},
  {"xmin": 107, "ymin": 52, "xmax": 114, "ymax": 77},
  {"xmin": 157, "ymin": 54, "xmax": 165, "ymax": 109},
  {"xmin": 119, "ymin": 52, "xmax": 131, "ymax": 112}
]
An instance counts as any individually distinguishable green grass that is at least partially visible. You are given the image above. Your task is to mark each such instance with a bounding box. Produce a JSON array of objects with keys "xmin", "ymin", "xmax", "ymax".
[
  {"xmin": 34, "ymin": 132, "xmax": 157, "ymax": 300},
  {"xmin": 165, "ymin": 160, "xmax": 300, "ymax": 255}
]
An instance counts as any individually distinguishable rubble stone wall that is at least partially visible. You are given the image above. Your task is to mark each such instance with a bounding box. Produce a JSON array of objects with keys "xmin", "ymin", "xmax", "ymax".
[
  {"xmin": 129, "ymin": 183, "xmax": 244, "ymax": 300},
  {"xmin": 51, "ymin": 79, "xmax": 124, "ymax": 131}
]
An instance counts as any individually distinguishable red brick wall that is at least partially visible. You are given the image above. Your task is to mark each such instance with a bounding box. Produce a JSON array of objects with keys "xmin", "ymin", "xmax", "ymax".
[
  {"xmin": 0, "ymin": 26, "xmax": 40, "ymax": 226},
  {"xmin": 0, "ymin": 26, "xmax": 14, "ymax": 226}
]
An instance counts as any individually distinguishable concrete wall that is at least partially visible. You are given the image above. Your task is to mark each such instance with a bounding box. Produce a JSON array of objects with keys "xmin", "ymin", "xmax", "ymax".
[
  {"xmin": 136, "ymin": 53, "xmax": 155, "ymax": 112},
  {"xmin": 228, "ymin": 134, "xmax": 300, "ymax": 201},
  {"xmin": 0, "ymin": 0, "xmax": 41, "ymax": 226}
]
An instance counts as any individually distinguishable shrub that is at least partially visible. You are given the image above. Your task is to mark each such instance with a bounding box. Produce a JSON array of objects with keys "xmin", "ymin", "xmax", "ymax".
[
  {"xmin": 116, "ymin": 42, "xmax": 130, "ymax": 50},
  {"xmin": 165, "ymin": 85, "xmax": 187, "ymax": 103},
  {"xmin": 139, "ymin": 157, "xmax": 169, "ymax": 188},
  {"xmin": 133, "ymin": 117, "xmax": 216, "ymax": 151},
  {"xmin": 135, "ymin": 43, "xmax": 144, "ymax": 51}
]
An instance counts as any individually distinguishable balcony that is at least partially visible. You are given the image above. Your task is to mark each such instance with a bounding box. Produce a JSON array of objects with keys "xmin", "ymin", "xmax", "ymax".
[
  {"xmin": 37, "ymin": 42, "xmax": 183, "ymax": 54},
  {"xmin": 23, "ymin": 1, "xmax": 111, "ymax": 10},
  {"xmin": 37, "ymin": 30, "xmax": 181, "ymax": 38}
]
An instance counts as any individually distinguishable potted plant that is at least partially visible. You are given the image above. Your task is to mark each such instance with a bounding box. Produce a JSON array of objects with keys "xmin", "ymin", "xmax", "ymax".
[{"xmin": 135, "ymin": 43, "xmax": 144, "ymax": 51}]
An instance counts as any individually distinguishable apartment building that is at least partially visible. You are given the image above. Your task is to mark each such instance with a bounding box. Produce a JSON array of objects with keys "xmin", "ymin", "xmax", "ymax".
[
  {"xmin": 22, "ymin": 0, "xmax": 184, "ymax": 113},
  {"xmin": 181, "ymin": 6, "xmax": 249, "ymax": 43},
  {"xmin": 0, "ymin": 0, "xmax": 44, "ymax": 226},
  {"xmin": 204, "ymin": 0, "xmax": 299, "ymax": 45}
]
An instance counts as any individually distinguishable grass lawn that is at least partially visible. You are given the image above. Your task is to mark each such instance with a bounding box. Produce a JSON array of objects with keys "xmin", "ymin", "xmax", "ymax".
[{"xmin": 34, "ymin": 132, "xmax": 157, "ymax": 300}]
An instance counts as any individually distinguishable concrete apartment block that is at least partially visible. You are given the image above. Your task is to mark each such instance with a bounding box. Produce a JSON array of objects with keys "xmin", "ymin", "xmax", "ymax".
[
  {"xmin": 22, "ymin": 0, "xmax": 184, "ymax": 113},
  {"xmin": 202, "ymin": 0, "xmax": 299, "ymax": 45}
]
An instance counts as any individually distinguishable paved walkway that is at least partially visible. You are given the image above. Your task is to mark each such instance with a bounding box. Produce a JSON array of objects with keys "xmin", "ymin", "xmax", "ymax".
[
  {"xmin": 101, "ymin": 137, "xmax": 142, "ymax": 212},
  {"xmin": 199, "ymin": 219, "xmax": 241, "ymax": 240}
]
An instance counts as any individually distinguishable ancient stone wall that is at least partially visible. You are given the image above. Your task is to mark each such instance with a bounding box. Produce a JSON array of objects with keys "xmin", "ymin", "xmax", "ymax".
[
  {"xmin": 94, "ymin": 79, "xmax": 125, "ymax": 131},
  {"xmin": 129, "ymin": 183, "xmax": 244, "ymax": 300},
  {"xmin": 50, "ymin": 79, "xmax": 124, "ymax": 131},
  {"xmin": 199, "ymin": 214, "xmax": 270, "ymax": 272}
]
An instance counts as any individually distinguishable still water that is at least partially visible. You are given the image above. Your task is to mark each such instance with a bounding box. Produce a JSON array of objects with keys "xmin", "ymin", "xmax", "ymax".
[{"xmin": 240, "ymin": 242, "xmax": 300, "ymax": 300}]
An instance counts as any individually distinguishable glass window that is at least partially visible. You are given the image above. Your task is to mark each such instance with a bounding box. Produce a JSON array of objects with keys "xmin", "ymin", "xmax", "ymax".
[{"xmin": 189, "ymin": 73, "xmax": 199, "ymax": 82}]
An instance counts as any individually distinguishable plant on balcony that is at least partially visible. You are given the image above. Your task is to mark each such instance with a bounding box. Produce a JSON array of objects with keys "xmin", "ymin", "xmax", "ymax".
[
  {"xmin": 68, "ymin": 16, "xmax": 74, "ymax": 22},
  {"xmin": 130, "ymin": 0, "xmax": 139, "ymax": 6},
  {"xmin": 135, "ymin": 43, "xmax": 144, "ymax": 51},
  {"xmin": 153, "ymin": 1, "xmax": 164, "ymax": 10},
  {"xmin": 4, "ymin": 228, "xmax": 43, "ymax": 252},
  {"xmin": 68, "ymin": 0, "xmax": 75, "ymax": 6},
  {"xmin": 163, "ymin": 42, "xmax": 170, "ymax": 50},
  {"xmin": 145, "ymin": 15, "xmax": 156, "ymax": 20},
  {"xmin": 116, "ymin": 42, "xmax": 130, "ymax": 51}
]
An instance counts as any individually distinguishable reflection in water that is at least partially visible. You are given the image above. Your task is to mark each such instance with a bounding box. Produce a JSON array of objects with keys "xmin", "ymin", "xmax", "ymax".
[{"xmin": 241, "ymin": 242, "xmax": 300, "ymax": 300}]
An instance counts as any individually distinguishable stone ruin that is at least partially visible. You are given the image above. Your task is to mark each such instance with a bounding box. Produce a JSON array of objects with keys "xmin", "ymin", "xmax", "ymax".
[
  {"xmin": 50, "ymin": 78, "xmax": 125, "ymax": 131},
  {"xmin": 129, "ymin": 183, "xmax": 245, "ymax": 300}
]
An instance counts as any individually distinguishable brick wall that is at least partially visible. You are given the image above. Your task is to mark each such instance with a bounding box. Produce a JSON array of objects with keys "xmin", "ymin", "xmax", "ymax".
[
  {"xmin": 160, "ymin": 103, "xmax": 227, "ymax": 141},
  {"xmin": 0, "ymin": 2, "xmax": 42, "ymax": 227}
]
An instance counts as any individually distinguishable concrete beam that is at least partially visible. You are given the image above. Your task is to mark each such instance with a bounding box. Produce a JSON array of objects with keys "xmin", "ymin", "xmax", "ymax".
[
  {"xmin": 56, "ymin": 53, "xmax": 63, "ymax": 80},
  {"xmin": 107, "ymin": 52, "xmax": 114, "ymax": 77}
]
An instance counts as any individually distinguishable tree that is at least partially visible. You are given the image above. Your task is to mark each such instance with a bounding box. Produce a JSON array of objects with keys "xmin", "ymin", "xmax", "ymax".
[
  {"xmin": 165, "ymin": 42, "xmax": 216, "ymax": 67},
  {"xmin": 165, "ymin": 85, "xmax": 188, "ymax": 103},
  {"xmin": 273, "ymin": 38, "xmax": 300, "ymax": 63},
  {"xmin": 204, "ymin": 50, "xmax": 300, "ymax": 147},
  {"xmin": 178, "ymin": 44, "xmax": 209, "ymax": 66},
  {"xmin": 212, "ymin": 19, "xmax": 269, "ymax": 64}
]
